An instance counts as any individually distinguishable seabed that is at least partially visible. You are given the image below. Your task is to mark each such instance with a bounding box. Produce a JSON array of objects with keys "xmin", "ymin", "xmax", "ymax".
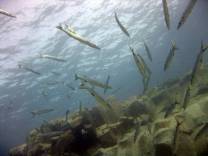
[{"xmin": 9, "ymin": 66, "xmax": 208, "ymax": 156}]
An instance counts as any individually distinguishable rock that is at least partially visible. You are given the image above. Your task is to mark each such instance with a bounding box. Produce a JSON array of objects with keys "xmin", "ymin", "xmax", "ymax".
[
  {"xmin": 155, "ymin": 143, "xmax": 173, "ymax": 156},
  {"xmin": 27, "ymin": 143, "xmax": 51, "ymax": 156},
  {"xmin": 174, "ymin": 132, "xmax": 196, "ymax": 156},
  {"xmin": 9, "ymin": 144, "xmax": 27, "ymax": 156},
  {"xmin": 124, "ymin": 101, "xmax": 149, "ymax": 117},
  {"xmin": 153, "ymin": 118, "xmax": 177, "ymax": 156},
  {"xmin": 137, "ymin": 128, "xmax": 154, "ymax": 156},
  {"xmin": 96, "ymin": 124, "xmax": 117, "ymax": 148}
]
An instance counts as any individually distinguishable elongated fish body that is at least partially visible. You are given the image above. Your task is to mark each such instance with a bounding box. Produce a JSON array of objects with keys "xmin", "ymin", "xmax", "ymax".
[
  {"xmin": 65, "ymin": 110, "xmax": 70, "ymax": 122},
  {"xmin": 162, "ymin": 0, "xmax": 170, "ymax": 30},
  {"xmin": 56, "ymin": 24, "xmax": 101, "ymax": 50},
  {"xmin": 0, "ymin": 9, "xmax": 16, "ymax": 18},
  {"xmin": 31, "ymin": 108, "xmax": 54, "ymax": 117},
  {"xmin": 38, "ymin": 131, "xmax": 64, "ymax": 139},
  {"xmin": 40, "ymin": 54, "xmax": 66, "ymax": 62},
  {"xmin": 142, "ymin": 76, "xmax": 150, "ymax": 94},
  {"xmin": 190, "ymin": 42, "xmax": 206, "ymax": 85},
  {"xmin": 177, "ymin": 0, "xmax": 197, "ymax": 30},
  {"xmin": 164, "ymin": 41, "xmax": 178, "ymax": 71},
  {"xmin": 104, "ymin": 75, "xmax": 110, "ymax": 94},
  {"xmin": 182, "ymin": 86, "xmax": 191, "ymax": 109},
  {"xmin": 144, "ymin": 41, "xmax": 152, "ymax": 62},
  {"xmin": 75, "ymin": 74, "xmax": 112, "ymax": 89},
  {"xmin": 18, "ymin": 64, "xmax": 41, "ymax": 75},
  {"xmin": 137, "ymin": 52, "xmax": 151, "ymax": 76},
  {"xmin": 114, "ymin": 12, "xmax": 130, "ymax": 37},
  {"xmin": 80, "ymin": 85, "xmax": 112, "ymax": 110},
  {"xmin": 129, "ymin": 46, "xmax": 146, "ymax": 78}
]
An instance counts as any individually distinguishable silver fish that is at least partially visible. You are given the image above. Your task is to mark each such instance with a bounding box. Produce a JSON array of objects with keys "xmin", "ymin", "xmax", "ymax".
[
  {"xmin": 190, "ymin": 41, "xmax": 207, "ymax": 85},
  {"xmin": 177, "ymin": 0, "xmax": 197, "ymax": 30},
  {"xmin": 0, "ymin": 9, "xmax": 16, "ymax": 18},
  {"xmin": 104, "ymin": 75, "xmax": 110, "ymax": 94},
  {"xmin": 79, "ymin": 85, "xmax": 112, "ymax": 110},
  {"xmin": 40, "ymin": 54, "xmax": 66, "ymax": 62},
  {"xmin": 18, "ymin": 64, "xmax": 41, "ymax": 75},
  {"xmin": 162, "ymin": 0, "xmax": 170, "ymax": 30},
  {"xmin": 182, "ymin": 86, "xmax": 191, "ymax": 109},
  {"xmin": 75, "ymin": 74, "xmax": 112, "ymax": 90},
  {"xmin": 38, "ymin": 131, "xmax": 64, "ymax": 139},
  {"xmin": 142, "ymin": 76, "xmax": 150, "ymax": 94},
  {"xmin": 136, "ymin": 52, "xmax": 151, "ymax": 76},
  {"xmin": 56, "ymin": 24, "xmax": 101, "ymax": 50},
  {"xmin": 129, "ymin": 46, "xmax": 146, "ymax": 78},
  {"xmin": 31, "ymin": 108, "xmax": 54, "ymax": 117},
  {"xmin": 143, "ymin": 41, "xmax": 152, "ymax": 62},
  {"xmin": 114, "ymin": 12, "xmax": 130, "ymax": 37},
  {"xmin": 164, "ymin": 41, "xmax": 179, "ymax": 71},
  {"xmin": 65, "ymin": 110, "xmax": 70, "ymax": 122}
]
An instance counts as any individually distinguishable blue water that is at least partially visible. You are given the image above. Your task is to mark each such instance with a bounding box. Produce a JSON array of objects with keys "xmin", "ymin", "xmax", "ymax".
[{"xmin": 0, "ymin": 0, "xmax": 208, "ymax": 155}]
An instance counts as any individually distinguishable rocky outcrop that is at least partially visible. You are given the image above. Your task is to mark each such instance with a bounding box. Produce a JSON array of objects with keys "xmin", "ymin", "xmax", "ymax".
[{"xmin": 9, "ymin": 67, "xmax": 208, "ymax": 156}]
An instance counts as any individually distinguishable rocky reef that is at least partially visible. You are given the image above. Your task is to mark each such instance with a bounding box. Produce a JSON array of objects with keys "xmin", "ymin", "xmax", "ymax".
[{"xmin": 9, "ymin": 67, "xmax": 208, "ymax": 156}]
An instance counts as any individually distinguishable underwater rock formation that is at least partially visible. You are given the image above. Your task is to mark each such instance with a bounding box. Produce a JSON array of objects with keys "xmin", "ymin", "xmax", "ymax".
[{"xmin": 9, "ymin": 67, "xmax": 208, "ymax": 156}]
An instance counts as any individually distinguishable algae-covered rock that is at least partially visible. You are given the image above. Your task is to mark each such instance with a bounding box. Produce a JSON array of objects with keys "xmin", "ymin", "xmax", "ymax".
[
  {"xmin": 9, "ymin": 144, "xmax": 27, "ymax": 156},
  {"xmin": 174, "ymin": 132, "xmax": 196, "ymax": 156},
  {"xmin": 9, "ymin": 66, "xmax": 208, "ymax": 156}
]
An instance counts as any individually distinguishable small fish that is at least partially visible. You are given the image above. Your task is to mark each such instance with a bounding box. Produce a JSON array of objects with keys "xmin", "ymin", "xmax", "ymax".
[
  {"xmin": 143, "ymin": 41, "xmax": 152, "ymax": 62},
  {"xmin": 177, "ymin": 0, "xmax": 197, "ymax": 30},
  {"xmin": 111, "ymin": 87, "xmax": 121, "ymax": 94},
  {"xmin": 75, "ymin": 74, "xmax": 112, "ymax": 90},
  {"xmin": 162, "ymin": 0, "xmax": 170, "ymax": 30},
  {"xmin": 129, "ymin": 46, "xmax": 146, "ymax": 78},
  {"xmin": 31, "ymin": 108, "xmax": 54, "ymax": 117},
  {"xmin": 51, "ymin": 71, "xmax": 61, "ymax": 76},
  {"xmin": 46, "ymin": 81, "xmax": 60, "ymax": 86},
  {"xmin": 40, "ymin": 54, "xmax": 66, "ymax": 62},
  {"xmin": 136, "ymin": 52, "xmax": 151, "ymax": 76},
  {"xmin": 114, "ymin": 12, "xmax": 130, "ymax": 37},
  {"xmin": 79, "ymin": 85, "xmax": 112, "ymax": 110},
  {"xmin": 164, "ymin": 41, "xmax": 179, "ymax": 71},
  {"xmin": 190, "ymin": 41, "xmax": 207, "ymax": 85},
  {"xmin": 104, "ymin": 75, "xmax": 110, "ymax": 94},
  {"xmin": 65, "ymin": 109, "xmax": 70, "ymax": 122},
  {"xmin": 142, "ymin": 76, "xmax": 150, "ymax": 94},
  {"xmin": 64, "ymin": 83, "xmax": 76, "ymax": 91},
  {"xmin": 18, "ymin": 64, "xmax": 41, "ymax": 75},
  {"xmin": 182, "ymin": 85, "xmax": 191, "ymax": 109},
  {"xmin": 161, "ymin": 93, "xmax": 179, "ymax": 118},
  {"xmin": 0, "ymin": 9, "xmax": 16, "ymax": 18},
  {"xmin": 38, "ymin": 131, "xmax": 64, "ymax": 139},
  {"xmin": 56, "ymin": 24, "xmax": 101, "ymax": 50}
]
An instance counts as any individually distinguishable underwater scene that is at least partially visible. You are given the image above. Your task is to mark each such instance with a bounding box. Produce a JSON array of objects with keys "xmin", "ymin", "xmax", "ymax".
[{"xmin": 0, "ymin": 0, "xmax": 208, "ymax": 156}]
